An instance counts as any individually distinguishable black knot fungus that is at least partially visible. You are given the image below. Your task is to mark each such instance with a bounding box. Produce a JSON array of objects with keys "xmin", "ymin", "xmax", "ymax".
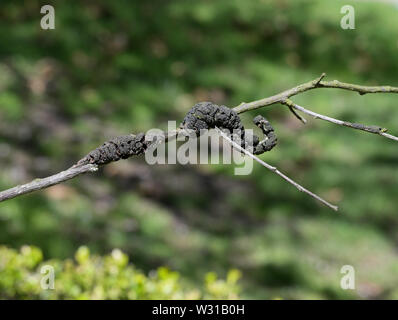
[
  {"xmin": 181, "ymin": 102, "xmax": 277, "ymax": 155},
  {"xmin": 181, "ymin": 102, "xmax": 244, "ymax": 134},
  {"xmin": 181, "ymin": 102, "xmax": 246, "ymax": 148},
  {"xmin": 78, "ymin": 102, "xmax": 278, "ymax": 166},
  {"xmin": 78, "ymin": 132, "xmax": 147, "ymax": 165},
  {"xmin": 252, "ymin": 115, "xmax": 277, "ymax": 154}
]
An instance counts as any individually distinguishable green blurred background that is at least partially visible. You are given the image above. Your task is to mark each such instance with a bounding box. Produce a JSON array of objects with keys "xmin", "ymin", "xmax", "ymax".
[{"xmin": 1, "ymin": 0, "xmax": 398, "ymax": 299}]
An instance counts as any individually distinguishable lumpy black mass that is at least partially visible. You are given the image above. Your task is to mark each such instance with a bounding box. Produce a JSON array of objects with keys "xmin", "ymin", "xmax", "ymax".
[
  {"xmin": 181, "ymin": 102, "xmax": 245, "ymax": 134},
  {"xmin": 78, "ymin": 132, "xmax": 147, "ymax": 165},
  {"xmin": 78, "ymin": 102, "xmax": 277, "ymax": 166},
  {"xmin": 181, "ymin": 102, "xmax": 277, "ymax": 155}
]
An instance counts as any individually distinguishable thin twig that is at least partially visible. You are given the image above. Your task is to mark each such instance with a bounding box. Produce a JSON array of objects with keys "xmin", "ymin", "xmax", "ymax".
[
  {"xmin": 215, "ymin": 127, "xmax": 338, "ymax": 211},
  {"xmin": 288, "ymin": 106, "xmax": 307, "ymax": 124},
  {"xmin": 379, "ymin": 132, "xmax": 398, "ymax": 142},
  {"xmin": 282, "ymin": 99, "xmax": 398, "ymax": 142},
  {"xmin": 0, "ymin": 164, "xmax": 98, "ymax": 202}
]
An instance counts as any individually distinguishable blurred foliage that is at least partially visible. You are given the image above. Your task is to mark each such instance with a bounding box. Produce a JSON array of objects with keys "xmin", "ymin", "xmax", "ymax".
[
  {"xmin": 1, "ymin": 0, "xmax": 398, "ymax": 299},
  {"xmin": 0, "ymin": 245, "xmax": 240, "ymax": 299}
]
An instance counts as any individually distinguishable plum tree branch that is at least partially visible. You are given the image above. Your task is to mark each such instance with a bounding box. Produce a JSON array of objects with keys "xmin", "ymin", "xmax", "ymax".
[
  {"xmin": 1, "ymin": 73, "xmax": 397, "ymax": 208},
  {"xmin": 233, "ymin": 73, "xmax": 398, "ymax": 113},
  {"xmin": 0, "ymin": 164, "xmax": 98, "ymax": 202}
]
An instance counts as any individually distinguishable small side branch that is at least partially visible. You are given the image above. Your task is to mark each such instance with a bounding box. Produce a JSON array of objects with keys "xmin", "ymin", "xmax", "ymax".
[
  {"xmin": 288, "ymin": 106, "xmax": 307, "ymax": 124},
  {"xmin": 0, "ymin": 164, "xmax": 98, "ymax": 202},
  {"xmin": 215, "ymin": 127, "xmax": 338, "ymax": 211},
  {"xmin": 281, "ymin": 99, "xmax": 398, "ymax": 142}
]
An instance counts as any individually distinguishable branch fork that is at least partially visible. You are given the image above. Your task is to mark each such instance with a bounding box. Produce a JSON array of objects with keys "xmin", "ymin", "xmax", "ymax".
[{"xmin": 1, "ymin": 73, "xmax": 397, "ymax": 210}]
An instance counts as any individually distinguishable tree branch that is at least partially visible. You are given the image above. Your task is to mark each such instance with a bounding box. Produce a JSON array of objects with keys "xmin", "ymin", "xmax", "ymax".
[
  {"xmin": 1, "ymin": 73, "xmax": 397, "ymax": 208},
  {"xmin": 233, "ymin": 73, "xmax": 398, "ymax": 113},
  {"xmin": 0, "ymin": 164, "xmax": 98, "ymax": 202}
]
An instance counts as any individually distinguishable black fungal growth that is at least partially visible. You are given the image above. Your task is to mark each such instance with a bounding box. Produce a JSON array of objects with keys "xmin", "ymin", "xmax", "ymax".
[
  {"xmin": 182, "ymin": 102, "xmax": 245, "ymax": 135},
  {"xmin": 181, "ymin": 102, "xmax": 277, "ymax": 155},
  {"xmin": 78, "ymin": 102, "xmax": 277, "ymax": 166},
  {"xmin": 252, "ymin": 115, "xmax": 277, "ymax": 154},
  {"xmin": 78, "ymin": 133, "xmax": 147, "ymax": 165}
]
